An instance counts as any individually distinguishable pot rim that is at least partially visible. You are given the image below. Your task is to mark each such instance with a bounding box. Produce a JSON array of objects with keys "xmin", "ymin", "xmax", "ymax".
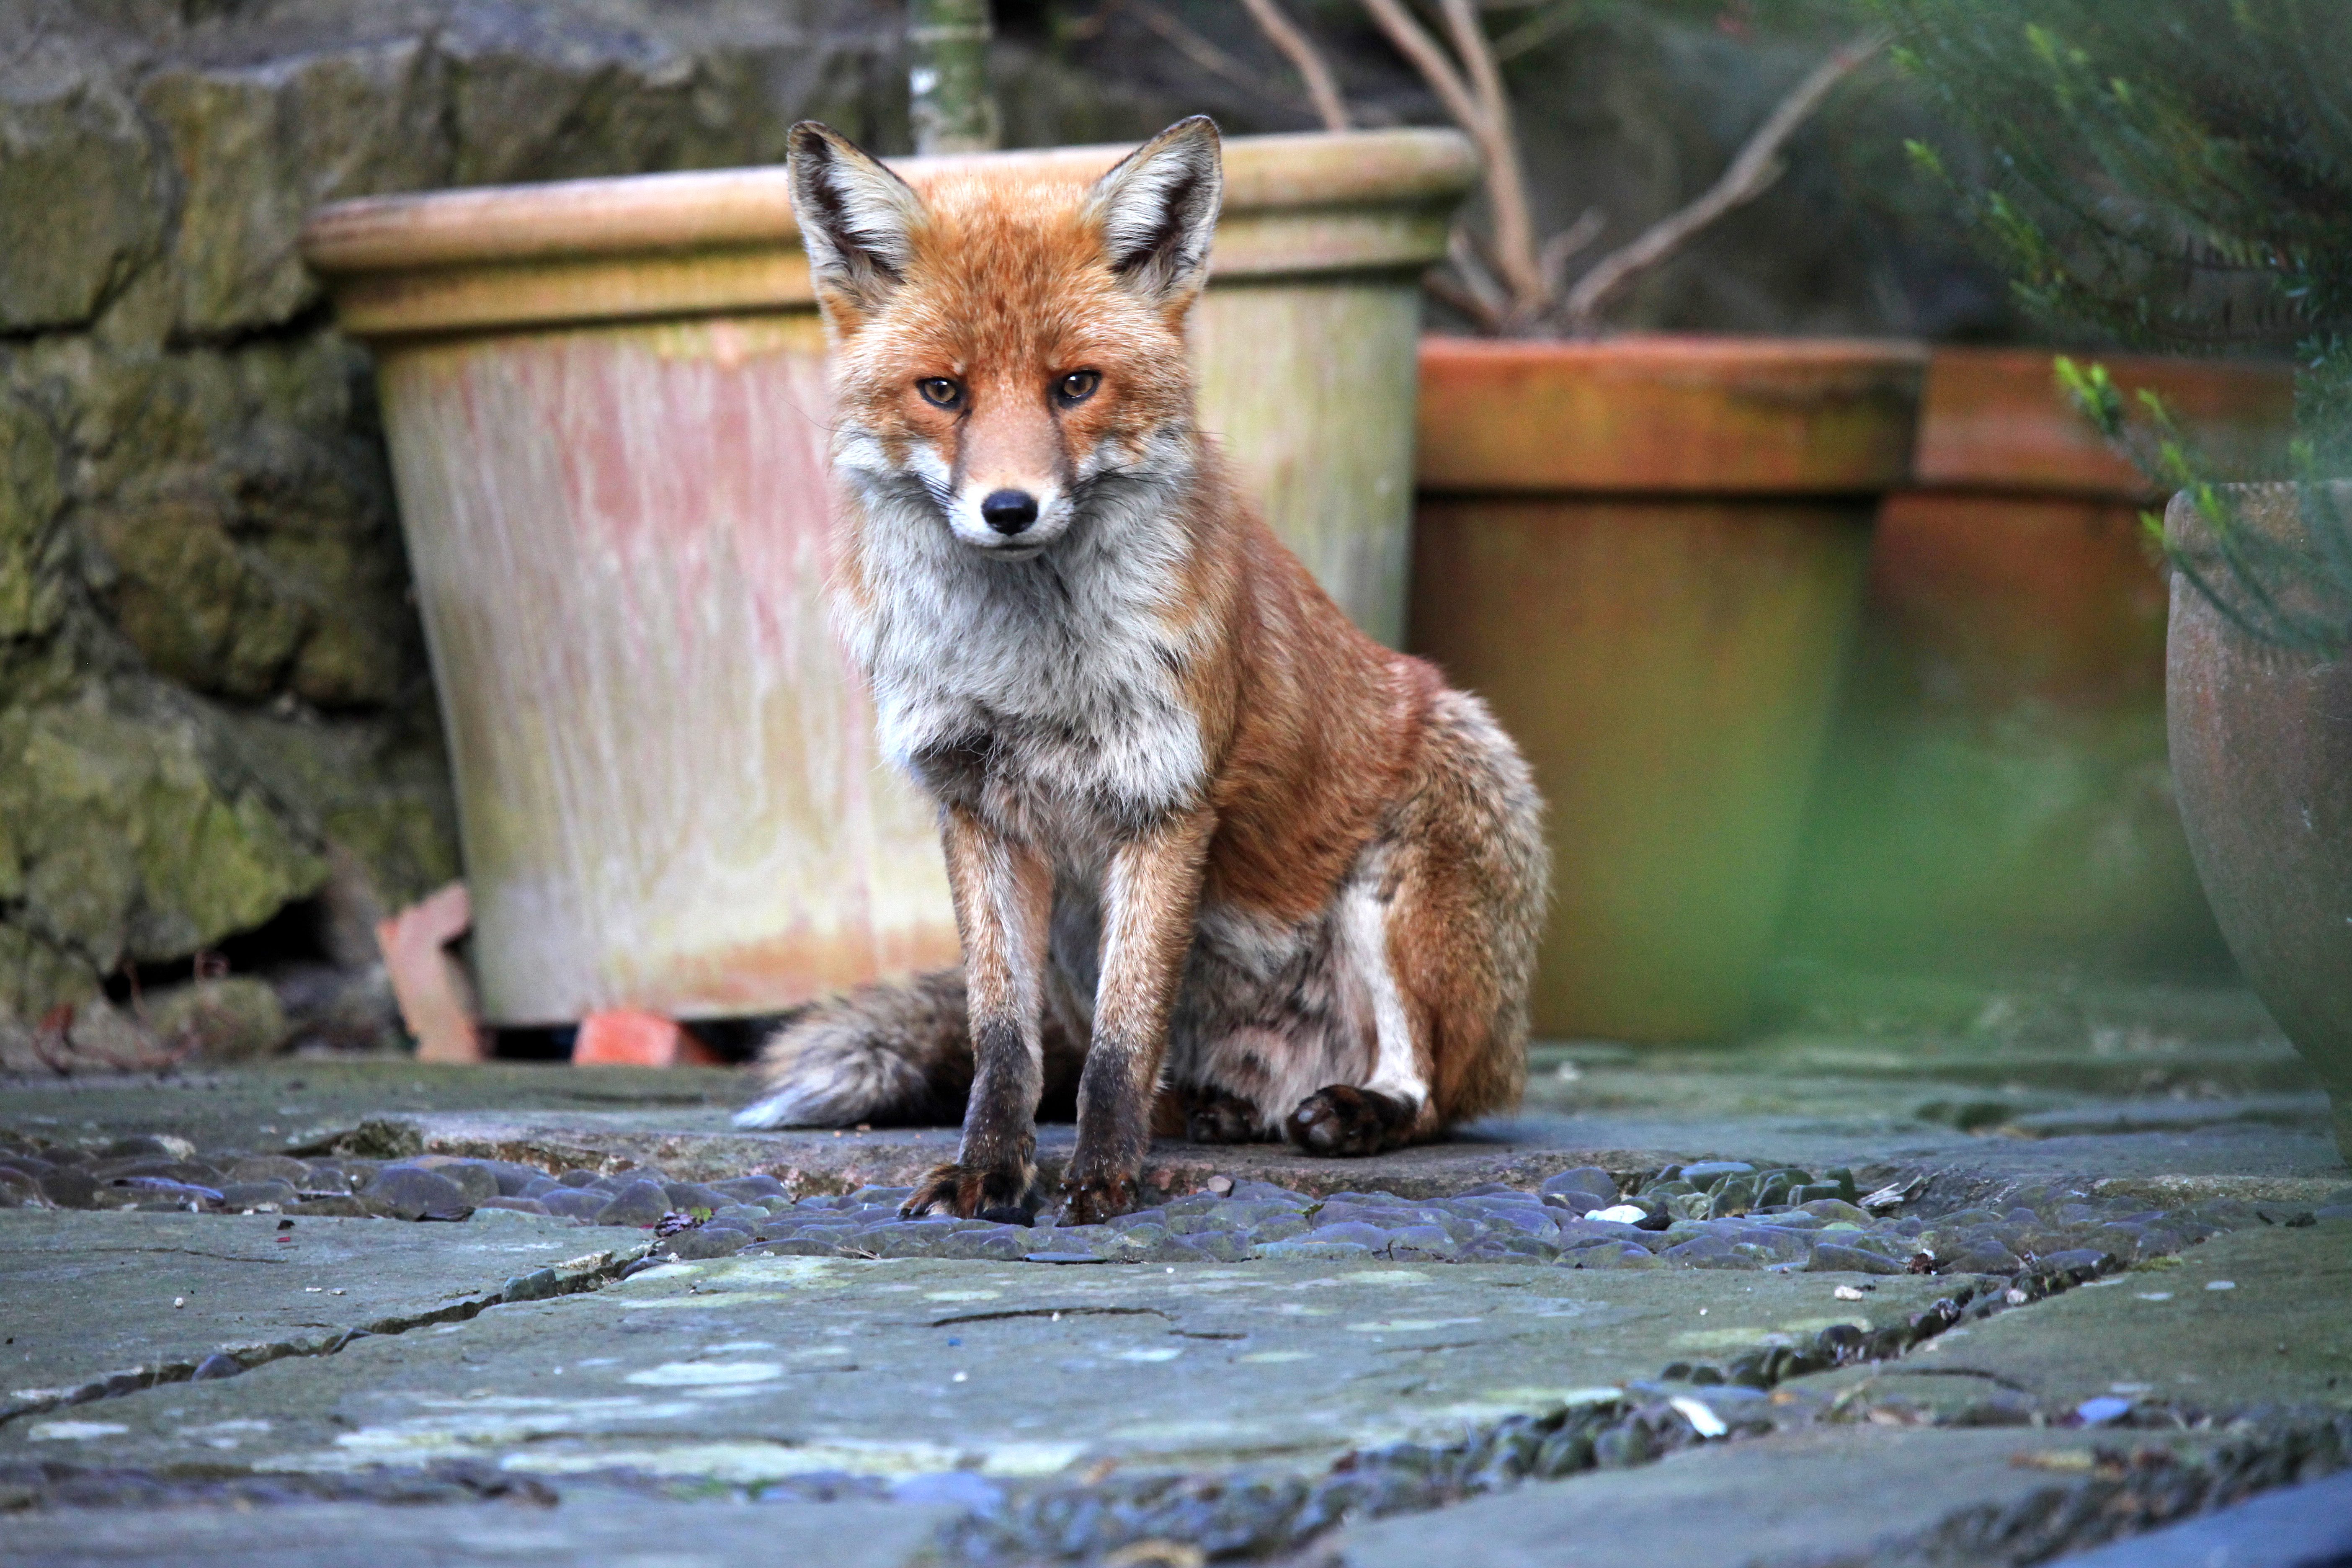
[
  {"xmin": 300, "ymin": 127, "xmax": 1477, "ymax": 276},
  {"xmin": 1418, "ymin": 332, "xmax": 1929, "ymax": 371},
  {"xmin": 1414, "ymin": 332, "xmax": 1927, "ymax": 494}
]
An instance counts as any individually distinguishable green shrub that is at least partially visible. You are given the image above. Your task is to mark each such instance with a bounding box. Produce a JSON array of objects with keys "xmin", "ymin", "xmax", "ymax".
[{"xmin": 1881, "ymin": 0, "xmax": 2352, "ymax": 646}]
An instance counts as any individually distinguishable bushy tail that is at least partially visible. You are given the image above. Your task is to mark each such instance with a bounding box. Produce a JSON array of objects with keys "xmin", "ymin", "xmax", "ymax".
[{"xmin": 732, "ymin": 970, "xmax": 974, "ymax": 1129}]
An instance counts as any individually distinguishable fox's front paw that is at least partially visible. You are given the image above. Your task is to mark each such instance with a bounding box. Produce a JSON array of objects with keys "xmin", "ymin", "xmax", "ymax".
[
  {"xmin": 1057, "ymin": 1170, "xmax": 1139, "ymax": 1226},
  {"xmin": 902, "ymin": 1162, "xmax": 1036, "ymax": 1224},
  {"xmin": 1284, "ymin": 1085, "xmax": 1413, "ymax": 1157}
]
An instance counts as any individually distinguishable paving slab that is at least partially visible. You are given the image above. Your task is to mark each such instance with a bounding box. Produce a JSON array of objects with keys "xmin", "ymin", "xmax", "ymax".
[
  {"xmin": 0, "ymin": 1253, "xmax": 1965, "ymax": 1483},
  {"xmin": 1332, "ymin": 1424, "xmax": 2228, "ymax": 1568},
  {"xmin": 0, "ymin": 1496, "xmax": 952, "ymax": 1567},
  {"xmin": 0, "ymin": 977, "xmax": 2342, "ymax": 1566},
  {"xmin": 0, "ymin": 1211, "xmax": 646, "ymax": 1426},
  {"xmin": 2058, "ymin": 1467, "xmax": 2352, "ymax": 1568},
  {"xmin": 1784, "ymin": 1214, "xmax": 2352, "ymax": 1426},
  {"xmin": 0, "ymin": 1062, "xmax": 745, "ymax": 1158}
]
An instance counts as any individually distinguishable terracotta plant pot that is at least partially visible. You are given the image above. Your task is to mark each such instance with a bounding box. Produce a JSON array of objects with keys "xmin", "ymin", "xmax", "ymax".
[
  {"xmin": 1784, "ymin": 348, "xmax": 2295, "ymax": 976},
  {"xmin": 2165, "ymin": 484, "xmax": 2352, "ymax": 1158},
  {"xmin": 301, "ymin": 130, "xmax": 1475, "ymax": 1026},
  {"xmin": 1411, "ymin": 336, "xmax": 1926, "ymax": 1041}
]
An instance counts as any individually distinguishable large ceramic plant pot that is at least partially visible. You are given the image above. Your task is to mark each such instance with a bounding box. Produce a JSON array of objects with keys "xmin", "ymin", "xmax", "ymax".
[
  {"xmin": 1411, "ymin": 336, "xmax": 1926, "ymax": 1041},
  {"xmin": 1786, "ymin": 348, "xmax": 2294, "ymax": 977},
  {"xmin": 2166, "ymin": 484, "xmax": 2352, "ymax": 1159},
  {"xmin": 301, "ymin": 130, "xmax": 1474, "ymax": 1026}
]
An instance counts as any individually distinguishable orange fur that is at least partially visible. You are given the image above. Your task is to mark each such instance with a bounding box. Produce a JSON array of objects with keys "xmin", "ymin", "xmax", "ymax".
[{"xmin": 739, "ymin": 118, "xmax": 1549, "ymax": 1224}]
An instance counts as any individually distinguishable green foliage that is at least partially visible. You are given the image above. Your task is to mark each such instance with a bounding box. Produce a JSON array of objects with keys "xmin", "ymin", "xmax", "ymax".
[{"xmin": 1881, "ymin": 0, "xmax": 2352, "ymax": 646}]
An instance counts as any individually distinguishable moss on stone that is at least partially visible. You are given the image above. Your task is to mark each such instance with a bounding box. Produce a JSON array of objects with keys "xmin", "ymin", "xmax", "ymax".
[
  {"xmin": 0, "ymin": 389, "xmax": 66, "ymax": 645},
  {"xmin": 0, "ymin": 700, "xmax": 326, "ymax": 977},
  {"xmin": 0, "ymin": 71, "xmax": 162, "ymax": 333},
  {"xmin": 0, "ymin": 925, "xmax": 99, "ymax": 1019},
  {"xmin": 144, "ymin": 975, "xmax": 290, "ymax": 1061}
]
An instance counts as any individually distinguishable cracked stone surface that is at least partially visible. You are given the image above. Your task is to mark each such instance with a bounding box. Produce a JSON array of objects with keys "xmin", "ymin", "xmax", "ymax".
[
  {"xmin": 1782, "ymin": 1216, "xmax": 2352, "ymax": 1425},
  {"xmin": 0, "ymin": 1211, "xmax": 645, "ymax": 1425},
  {"xmin": 0, "ymin": 1252, "xmax": 1965, "ymax": 1482},
  {"xmin": 1336, "ymin": 1425, "xmax": 2232, "ymax": 1568},
  {"xmin": 0, "ymin": 1497, "xmax": 956, "ymax": 1567},
  {"xmin": 1, "ymin": 977, "xmax": 2348, "ymax": 1565}
]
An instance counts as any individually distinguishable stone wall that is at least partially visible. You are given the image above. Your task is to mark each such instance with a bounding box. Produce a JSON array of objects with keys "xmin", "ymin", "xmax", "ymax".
[
  {"xmin": 0, "ymin": 0, "xmax": 916, "ymax": 1028},
  {"xmin": 0, "ymin": 0, "xmax": 2014, "ymax": 1037}
]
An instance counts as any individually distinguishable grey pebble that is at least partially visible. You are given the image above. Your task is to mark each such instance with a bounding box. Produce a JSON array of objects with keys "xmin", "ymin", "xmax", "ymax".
[
  {"xmin": 219, "ymin": 1179, "xmax": 299, "ymax": 1209},
  {"xmin": 539, "ymin": 1189, "xmax": 610, "ymax": 1221},
  {"xmin": 1807, "ymin": 1243, "xmax": 1906, "ymax": 1276},
  {"xmin": 591, "ymin": 1179, "xmax": 672, "ymax": 1228},
  {"xmin": 365, "ymin": 1165, "xmax": 469, "ymax": 1217},
  {"xmin": 402, "ymin": 1161, "xmax": 498, "ymax": 1204},
  {"xmin": 1257, "ymin": 1237, "xmax": 1374, "ymax": 1260}
]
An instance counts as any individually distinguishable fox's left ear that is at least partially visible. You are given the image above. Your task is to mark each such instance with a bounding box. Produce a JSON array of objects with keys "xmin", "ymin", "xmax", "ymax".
[{"xmin": 1085, "ymin": 116, "xmax": 1223, "ymax": 309}]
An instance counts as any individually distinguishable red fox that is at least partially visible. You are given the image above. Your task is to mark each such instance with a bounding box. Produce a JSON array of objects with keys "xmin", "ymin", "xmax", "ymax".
[{"xmin": 737, "ymin": 116, "xmax": 1549, "ymax": 1225}]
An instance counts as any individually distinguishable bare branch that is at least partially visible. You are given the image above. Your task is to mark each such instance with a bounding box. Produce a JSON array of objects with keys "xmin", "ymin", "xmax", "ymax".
[
  {"xmin": 1240, "ymin": 0, "xmax": 1353, "ymax": 133},
  {"xmin": 1437, "ymin": 0, "xmax": 1543, "ymax": 314},
  {"xmin": 1493, "ymin": 1, "xmax": 1583, "ymax": 64},
  {"xmin": 1118, "ymin": 0, "xmax": 1284, "ymax": 101},
  {"xmin": 1359, "ymin": 0, "xmax": 1555, "ymax": 325},
  {"xmin": 1560, "ymin": 31, "xmax": 1885, "ymax": 335},
  {"xmin": 1425, "ymin": 265, "xmax": 1509, "ymax": 334},
  {"xmin": 1539, "ymin": 206, "xmax": 1607, "ymax": 299},
  {"xmin": 1446, "ymin": 223, "xmax": 1516, "ymax": 325},
  {"xmin": 1358, "ymin": 0, "xmax": 1487, "ymax": 141}
]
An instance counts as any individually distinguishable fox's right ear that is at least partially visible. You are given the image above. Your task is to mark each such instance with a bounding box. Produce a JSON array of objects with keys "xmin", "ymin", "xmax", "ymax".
[{"xmin": 788, "ymin": 122, "xmax": 924, "ymax": 317}]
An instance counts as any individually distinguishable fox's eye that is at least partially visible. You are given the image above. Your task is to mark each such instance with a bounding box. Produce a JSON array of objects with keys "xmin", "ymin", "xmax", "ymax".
[
  {"xmin": 917, "ymin": 377, "xmax": 964, "ymax": 409},
  {"xmin": 1054, "ymin": 369, "xmax": 1101, "ymax": 406}
]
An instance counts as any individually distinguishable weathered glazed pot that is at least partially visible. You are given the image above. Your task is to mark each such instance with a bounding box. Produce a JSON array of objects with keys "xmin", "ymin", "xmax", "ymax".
[
  {"xmin": 300, "ymin": 130, "xmax": 1475, "ymax": 1025},
  {"xmin": 1410, "ymin": 335, "xmax": 1926, "ymax": 1041},
  {"xmin": 1785, "ymin": 348, "xmax": 2294, "ymax": 977},
  {"xmin": 2165, "ymin": 484, "xmax": 2352, "ymax": 1158}
]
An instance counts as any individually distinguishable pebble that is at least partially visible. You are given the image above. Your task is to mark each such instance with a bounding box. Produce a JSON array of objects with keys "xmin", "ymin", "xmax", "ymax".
[
  {"xmin": 0, "ymin": 1135, "xmax": 2267, "ymax": 1290},
  {"xmin": 592, "ymin": 1179, "xmax": 673, "ymax": 1229},
  {"xmin": 364, "ymin": 1165, "xmax": 471, "ymax": 1218}
]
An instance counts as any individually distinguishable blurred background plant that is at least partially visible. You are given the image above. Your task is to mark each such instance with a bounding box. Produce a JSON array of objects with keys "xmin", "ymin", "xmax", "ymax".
[
  {"xmin": 1879, "ymin": 0, "xmax": 2352, "ymax": 650},
  {"xmin": 1268, "ymin": 0, "xmax": 1890, "ymax": 334},
  {"xmin": 1051, "ymin": 0, "xmax": 2003, "ymax": 338}
]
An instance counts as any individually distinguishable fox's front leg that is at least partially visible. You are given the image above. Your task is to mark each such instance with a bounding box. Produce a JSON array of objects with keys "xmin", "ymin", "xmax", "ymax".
[
  {"xmin": 1061, "ymin": 810, "xmax": 1216, "ymax": 1225},
  {"xmin": 902, "ymin": 806, "xmax": 1052, "ymax": 1223}
]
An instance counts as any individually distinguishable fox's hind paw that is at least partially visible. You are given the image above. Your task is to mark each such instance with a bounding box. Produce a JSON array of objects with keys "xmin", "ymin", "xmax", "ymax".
[
  {"xmin": 1284, "ymin": 1085, "xmax": 1414, "ymax": 1157},
  {"xmin": 902, "ymin": 1161, "xmax": 1036, "ymax": 1224},
  {"xmin": 1182, "ymin": 1084, "xmax": 1270, "ymax": 1145}
]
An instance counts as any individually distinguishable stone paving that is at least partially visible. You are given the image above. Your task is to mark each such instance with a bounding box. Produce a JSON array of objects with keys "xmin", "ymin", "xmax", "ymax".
[{"xmin": 1, "ymin": 975, "xmax": 2349, "ymax": 1565}]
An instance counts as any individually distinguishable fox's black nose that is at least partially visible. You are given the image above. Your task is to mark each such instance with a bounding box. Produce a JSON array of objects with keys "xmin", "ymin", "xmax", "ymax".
[{"xmin": 980, "ymin": 490, "xmax": 1039, "ymax": 535}]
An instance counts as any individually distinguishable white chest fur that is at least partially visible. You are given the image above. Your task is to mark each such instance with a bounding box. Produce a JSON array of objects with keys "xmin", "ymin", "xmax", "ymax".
[{"xmin": 836, "ymin": 469, "xmax": 1211, "ymax": 829}]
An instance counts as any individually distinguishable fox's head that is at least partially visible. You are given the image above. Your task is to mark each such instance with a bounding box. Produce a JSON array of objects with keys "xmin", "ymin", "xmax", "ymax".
[{"xmin": 788, "ymin": 116, "xmax": 1222, "ymax": 561}]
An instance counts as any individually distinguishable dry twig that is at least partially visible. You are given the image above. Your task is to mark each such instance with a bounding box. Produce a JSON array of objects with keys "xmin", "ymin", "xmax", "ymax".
[
  {"xmin": 1558, "ymin": 31, "xmax": 1886, "ymax": 334},
  {"xmin": 1356, "ymin": 4, "xmax": 1882, "ymax": 337},
  {"xmin": 1539, "ymin": 206, "xmax": 1607, "ymax": 302},
  {"xmin": 1239, "ymin": 0, "xmax": 1353, "ymax": 132},
  {"xmin": 1359, "ymin": 0, "xmax": 1546, "ymax": 323},
  {"xmin": 1117, "ymin": 0, "xmax": 1286, "ymax": 101}
]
